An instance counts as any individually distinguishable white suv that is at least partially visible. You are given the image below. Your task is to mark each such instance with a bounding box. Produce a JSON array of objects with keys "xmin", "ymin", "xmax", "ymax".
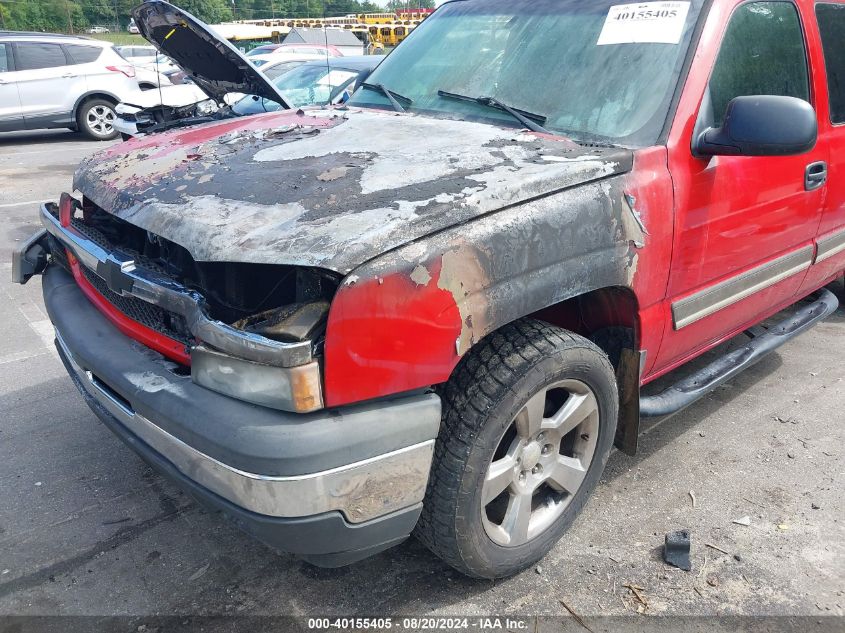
[{"xmin": 0, "ymin": 32, "xmax": 142, "ymax": 140}]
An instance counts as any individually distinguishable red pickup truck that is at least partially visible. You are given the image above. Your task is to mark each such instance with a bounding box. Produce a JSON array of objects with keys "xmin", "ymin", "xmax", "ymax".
[{"xmin": 12, "ymin": 0, "xmax": 845, "ymax": 578}]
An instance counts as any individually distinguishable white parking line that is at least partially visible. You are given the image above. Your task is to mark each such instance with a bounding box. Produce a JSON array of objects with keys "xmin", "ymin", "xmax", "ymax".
[
  {"xmin": 0, "ymin": 349, "xmax": 49, "ymax": 366},
  {"xmin": 1, "ymin": 280, "xmax": 56, "ymax": 357},
  {"xmin": 0, "ymin": 145, "xmax": 106, "ymax": 158},
  {"xmin": 29, "ymin": 319, "xmax": 58, "ymax": 356},
  {"xmin": 0, "ymin": 200, "xmax": 49, "ymax": 209}
]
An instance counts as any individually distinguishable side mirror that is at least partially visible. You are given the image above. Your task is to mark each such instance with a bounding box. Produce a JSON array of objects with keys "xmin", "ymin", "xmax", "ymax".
[{"xmin": 693, "ymin": 95, "xmax": 817, "ymax": 157}]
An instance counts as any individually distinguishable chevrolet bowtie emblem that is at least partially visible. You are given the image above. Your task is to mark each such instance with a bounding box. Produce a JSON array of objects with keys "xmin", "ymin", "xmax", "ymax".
[{"xmin": 96, "ymin": 256, "xmax": 136, "ymax": 295}]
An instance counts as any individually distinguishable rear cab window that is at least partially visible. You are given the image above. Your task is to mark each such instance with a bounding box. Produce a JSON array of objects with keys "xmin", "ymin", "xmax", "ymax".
[
  {"xmin": 14, "ymin": 42, "xmax": 69, "ymax": 70},
  {"xmin": 708, "ymin": 1, "xmax": 809, "ymax": 126},
  {"xmin": 816, "ymin": 3, "xmax": 845, "ymax": 124}
]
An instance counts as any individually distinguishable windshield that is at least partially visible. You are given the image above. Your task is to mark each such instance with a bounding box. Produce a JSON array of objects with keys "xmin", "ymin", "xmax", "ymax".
[
  {"xmin": 247, "ymin": 45, "xmax": 276, "ymax": 56},
  {"xmin": 263, "ymin": 60, "xmax": 308, "ymax": 80},
  {"xmin": 347, "ymin": 0, "xmax": 703, "ymax": 146},
  {"xmin": 231, "ymin": 64, "xmax": 361, "ymax": 115},
  {"xmin": 275, "ymin": 65, "xmax": 359, "ymax": 106}
]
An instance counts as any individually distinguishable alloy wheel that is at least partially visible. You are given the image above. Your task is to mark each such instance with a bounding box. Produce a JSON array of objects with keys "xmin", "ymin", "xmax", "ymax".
[
  {"xmin": 86, "ymin": 104, "xmax": 115, "ymax": 137},
  {"xmin": 481, "ymin": 379, "xmax": 600, "ymax": 547}
]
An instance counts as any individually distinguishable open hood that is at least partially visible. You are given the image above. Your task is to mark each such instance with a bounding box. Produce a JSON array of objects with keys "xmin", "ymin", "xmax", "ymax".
[{"xmin": 131, "ymin": 0, "xmax": 289, "ymax": 108}]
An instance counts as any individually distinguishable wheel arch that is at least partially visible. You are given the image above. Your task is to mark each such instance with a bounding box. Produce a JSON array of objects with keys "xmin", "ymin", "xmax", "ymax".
[
  {"xmin": 72, "ymin": 91, "xmax": 120, "ymax": 119},
  {"xmin": 528, "ymin": 285, "xmax": 640, "ymax": 350},
  {"xmin": 440, "ymin": 285, "xmax": 642, "ymax": 456},
  {"xmin": 438, "ymin": 284, "xmax": 642, "ymax": 387},
  {"xmin": 526, "ymin": 286, "xmax": 642, "ymax": 456}
]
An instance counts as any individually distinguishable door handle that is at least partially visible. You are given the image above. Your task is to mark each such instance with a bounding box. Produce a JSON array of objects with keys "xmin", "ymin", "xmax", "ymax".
[{"xmin": 805, "ymin": 161, "xmax": 827, "ymax": 191}]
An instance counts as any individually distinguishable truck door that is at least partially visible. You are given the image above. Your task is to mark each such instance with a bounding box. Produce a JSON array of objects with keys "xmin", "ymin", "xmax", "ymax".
[
  {"xmin": 654, "ymin": 0, "xmax": 828, "ymax": 374},
  {"xmin": 801, "ymin": 2, "xmax": 845, "ymax": 288}
]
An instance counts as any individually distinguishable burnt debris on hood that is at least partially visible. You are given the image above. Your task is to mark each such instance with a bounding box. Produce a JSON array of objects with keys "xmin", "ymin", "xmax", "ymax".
[
  {"xmin": 74, "ymin": 108, "xmax": 633, "ymax": 275},
  {"xmin": 132, "ymin": 0, "xmax": 289, "ymax": 108}
]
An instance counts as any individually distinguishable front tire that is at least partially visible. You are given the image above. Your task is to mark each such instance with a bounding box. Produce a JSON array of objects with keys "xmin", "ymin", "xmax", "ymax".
[
  {"xmin": 76, "ymin": 98, "xmax": 118, "ymax": 140},
  {"xmin": 415, "ymin": 320, "xmax": 618, "ymax": 578}
]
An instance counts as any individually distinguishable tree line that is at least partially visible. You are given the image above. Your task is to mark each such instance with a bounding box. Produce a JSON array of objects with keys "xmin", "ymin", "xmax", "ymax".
[{"xmin": 0, "ymin": 0, "xmax": 435, "ymax": 34}]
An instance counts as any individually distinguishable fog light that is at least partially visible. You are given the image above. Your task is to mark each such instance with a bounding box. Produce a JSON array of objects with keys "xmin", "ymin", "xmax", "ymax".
[{"xmin": 191, "ymin": 345, "xmax": 323, "ymax": 413}]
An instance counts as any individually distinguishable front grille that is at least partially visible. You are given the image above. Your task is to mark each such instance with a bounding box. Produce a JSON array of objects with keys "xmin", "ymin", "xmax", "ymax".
[
  {"xmin": 71, "ymin": 217, "xmax": 112, "ymax": 252},
  {"xmin": 71, "ymin": 217, "xmax": 172, "ymax": 276},
  {"xmin": 79, "ymin": 265, "xmax": 192, "ymax": 346},
  {"xmin": 49, "ymin": 218, "xmax": 192, "ymax": 348}
]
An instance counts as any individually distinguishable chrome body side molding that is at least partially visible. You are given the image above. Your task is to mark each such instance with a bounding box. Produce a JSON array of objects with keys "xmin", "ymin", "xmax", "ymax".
[
  {"xmin": 672, "ymin": 246, "xmax": 814, "ymax": 330},
  {"xmin": 815, "ymin": 227, "xmax": 845, "ymax": 264}
]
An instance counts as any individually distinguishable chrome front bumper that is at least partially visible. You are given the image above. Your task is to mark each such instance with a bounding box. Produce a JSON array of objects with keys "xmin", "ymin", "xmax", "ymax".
[{"xmin": 56, "ymin": 326, "xmax": 436, "ymax": 524}]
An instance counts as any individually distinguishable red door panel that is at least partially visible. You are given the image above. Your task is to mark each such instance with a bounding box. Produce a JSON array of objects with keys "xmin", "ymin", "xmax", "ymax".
[
  {"xmin": 651, "ymin": 0, "xmax": 828, "ymax": 376},
  {"xmin": 800, "ymin": 1, "xmax": 845, "ymax": 292}
]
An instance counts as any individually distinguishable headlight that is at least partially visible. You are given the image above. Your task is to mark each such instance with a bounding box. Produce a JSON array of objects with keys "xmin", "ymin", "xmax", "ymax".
[
  {"xmin": 191, "ymin": 345, "xmax": 324, "ymax": 413},
  {"xmin": 195, "ymin": 99, "xmax": 218, "ymax": 116},
  {"xmin": 190, "ymin": 288, "xmax": 331, "ymax": 413},
  {"xmin": 115, "ymin": 103, "xmax": 141, "ymax": 116}
]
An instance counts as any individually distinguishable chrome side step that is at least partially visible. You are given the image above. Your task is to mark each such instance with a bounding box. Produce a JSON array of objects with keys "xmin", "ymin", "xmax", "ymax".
[{"xmin": 640, "ymin": 289, "xmax": 839, "ymax": 417}]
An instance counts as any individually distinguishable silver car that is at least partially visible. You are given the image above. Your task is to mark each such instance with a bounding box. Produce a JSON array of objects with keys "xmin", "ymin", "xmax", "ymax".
[{"xmin": 0, "ymin": 32, "xmax": 142, "ymax": 140}]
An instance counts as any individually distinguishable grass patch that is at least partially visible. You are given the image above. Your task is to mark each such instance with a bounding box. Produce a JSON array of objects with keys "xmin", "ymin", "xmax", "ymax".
[{"xmin": 88, "ymin": 33, "xmax": 148, "ymax": 46}]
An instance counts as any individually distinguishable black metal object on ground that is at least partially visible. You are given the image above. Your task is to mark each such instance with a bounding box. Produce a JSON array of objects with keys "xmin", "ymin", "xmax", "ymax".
[{"xmin": 664, "ymin": 529, "xmax": 692, "ymax": 571}]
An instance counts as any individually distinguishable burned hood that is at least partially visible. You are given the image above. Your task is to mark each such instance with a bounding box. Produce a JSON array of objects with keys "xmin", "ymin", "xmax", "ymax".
[
  {"xmin": 132, "ymin": 0, "xmax": 288, "ymax": 107},
  {"xmin": 73, "ymin": 108, "xmax": 633, "ymax": 274}
]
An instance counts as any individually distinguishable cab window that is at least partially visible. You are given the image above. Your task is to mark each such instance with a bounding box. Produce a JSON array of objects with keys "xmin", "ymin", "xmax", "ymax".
[
  {"xmin": 709, "ymin": 2, "xmax": 809, "ymax": 126},
  {"xmin": 816, "ymin": 3, "xmax": 845, "ymax": 124},
  {"xmin": 15, "ymin": 42, "xmax": 68, "ymax": 70}
]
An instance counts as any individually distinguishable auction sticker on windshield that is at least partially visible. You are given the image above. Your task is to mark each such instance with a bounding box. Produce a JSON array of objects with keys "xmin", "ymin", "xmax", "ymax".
[{"xmin": 597, "ymin": 1, "xmax": 691, "ymax": 45}]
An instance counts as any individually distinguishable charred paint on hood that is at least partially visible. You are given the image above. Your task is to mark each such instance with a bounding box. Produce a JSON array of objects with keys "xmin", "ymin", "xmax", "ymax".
[{"xmin": 73, "ymin": 108, "xmax": 632, "ymax": 275}]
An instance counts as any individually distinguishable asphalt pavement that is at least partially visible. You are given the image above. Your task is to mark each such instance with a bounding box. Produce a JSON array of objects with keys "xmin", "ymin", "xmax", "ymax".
[{"xmin": 0, "ymin": 129, "xmax": 842, "ymax": 628}]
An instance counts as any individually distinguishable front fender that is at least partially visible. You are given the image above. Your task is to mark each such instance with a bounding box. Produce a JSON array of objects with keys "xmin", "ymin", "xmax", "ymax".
[{"xmin": 323, "ymin": 174, "xmax": 645, "ymax": 407}]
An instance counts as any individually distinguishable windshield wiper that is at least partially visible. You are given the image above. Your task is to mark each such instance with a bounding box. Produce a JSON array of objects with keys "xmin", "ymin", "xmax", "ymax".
[
  {"xmin": 437, "ymin": 90, "xmax": 550, "ymax": 134},
  {"xmin": 360, "ymin": 82, "xmax": 412, "ymax": 113}
]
